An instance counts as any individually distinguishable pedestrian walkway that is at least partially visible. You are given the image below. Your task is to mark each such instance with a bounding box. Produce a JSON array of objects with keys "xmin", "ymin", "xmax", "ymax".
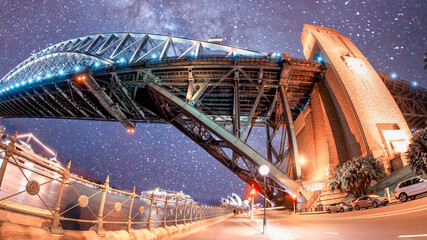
[{"xmin": 169, "ymin": 214, "xmax": 284, "ymax": 240}]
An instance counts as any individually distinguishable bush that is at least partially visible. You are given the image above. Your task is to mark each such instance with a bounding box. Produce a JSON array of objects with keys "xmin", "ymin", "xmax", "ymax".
[
  {"xmin": 406, "ymin": 127, "xmax": 427, "ymax": 176},
  {"xmin": 330, "ymin": 155, "xmax": 385, "ymax": 198}
]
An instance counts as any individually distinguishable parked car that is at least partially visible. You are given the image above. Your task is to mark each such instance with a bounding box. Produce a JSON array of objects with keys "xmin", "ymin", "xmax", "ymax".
[
  {"xmin": 353, "ymin": 195, "xmax": 389, "ymax": 210},
  {"xmin": 326, "ymin": 202, "xmax": 353, "ymax": 213},
  {"xmin": 395, "ymin": 176, "xmax": 427, "ymax": 202}
]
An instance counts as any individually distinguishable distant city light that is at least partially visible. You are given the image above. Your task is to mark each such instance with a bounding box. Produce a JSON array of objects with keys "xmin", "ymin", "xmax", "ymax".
[
  {"xmin": 412, "ymin": 81, "xmax": 418, "ymax": 86},
  {"xmin": 390, "ymin": 72, "xmax": 397, "ymax": 79}
]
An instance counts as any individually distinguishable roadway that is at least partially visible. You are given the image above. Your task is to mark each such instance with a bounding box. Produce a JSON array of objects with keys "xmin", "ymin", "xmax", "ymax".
[{"xmin": 170, "ymin": 196, "xmax": 427, "ymax": 240}]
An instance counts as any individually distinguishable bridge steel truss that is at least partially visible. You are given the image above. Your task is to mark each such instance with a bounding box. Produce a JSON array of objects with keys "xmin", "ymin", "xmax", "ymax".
[
  {"xmin": 0, "ymin": 33, "xmax": 426, "ymax": 204},
  {"xmin": 378, "ymin": 73, "xmax": 427, "ymax": 129},
  {"xmin": 0, "ymin": 56, "xmax": 323, "ymax": 202}
]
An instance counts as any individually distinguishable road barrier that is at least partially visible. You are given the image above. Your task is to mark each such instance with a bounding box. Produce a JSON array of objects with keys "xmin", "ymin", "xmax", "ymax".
[{"xmin": 0, "ymin": 133, "xmax": 230, "ymax": 236}]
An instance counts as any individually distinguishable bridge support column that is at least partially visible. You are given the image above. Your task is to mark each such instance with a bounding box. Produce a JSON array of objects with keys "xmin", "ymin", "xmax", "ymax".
[
  {"xmin": 279, "ymin": 68, "xmax": 302, "ymax": 182},
  {"xmin": 83, "ymin": 75, "xmax": 135, "ymax": 130}
]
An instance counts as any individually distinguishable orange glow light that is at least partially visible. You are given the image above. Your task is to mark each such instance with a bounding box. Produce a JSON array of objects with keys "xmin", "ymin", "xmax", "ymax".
[
  {"xmin": 250, "ymin": 188, "xmax": 256, "ymax": 195},
  {"xmin": 292, "ymin": 194, "xmax": 297, "ymax": 199},
  {"xmin": 127, "ymin": 128, "xmax": 135, "ymax": 134},
  {"xmin": 76, "ymin": 75, "xmax": 86, "ymax": 82}
]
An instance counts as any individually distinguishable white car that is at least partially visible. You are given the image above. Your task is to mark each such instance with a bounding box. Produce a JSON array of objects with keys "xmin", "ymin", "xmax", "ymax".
[
  {"xmin": 395, "ymin": 176, "xmax": 427, "ymax": 202},
  {"xmin": 326, "ymin": 202, "xmax": 353, "ymax": 213}
]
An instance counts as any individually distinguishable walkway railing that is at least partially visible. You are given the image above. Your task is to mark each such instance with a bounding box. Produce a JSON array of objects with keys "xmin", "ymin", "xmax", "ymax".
[{"xmin": 0, "ymin": 133, "xmax": 230, "ymax": 236}]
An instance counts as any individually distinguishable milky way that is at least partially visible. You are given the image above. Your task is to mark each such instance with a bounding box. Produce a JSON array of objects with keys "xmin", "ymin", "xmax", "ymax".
[{"xmin": 0, "ymin": 0, "xmax": 425, "ymax": 203}]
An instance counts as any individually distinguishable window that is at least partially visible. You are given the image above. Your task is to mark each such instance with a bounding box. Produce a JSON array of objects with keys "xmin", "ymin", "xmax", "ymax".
[
  {"xmin": 405, "ymin": 180, "xmax": 412, "ymax": 187},
  {"xmin": 413, "ymin": 178, "xmax": 421, "ymax": 184}
]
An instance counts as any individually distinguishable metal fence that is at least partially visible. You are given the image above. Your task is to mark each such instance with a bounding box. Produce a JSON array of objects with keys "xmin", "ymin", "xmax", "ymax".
[{"xmin": 0, "ymin": 133, "xmax": 230, "ymax": 236}]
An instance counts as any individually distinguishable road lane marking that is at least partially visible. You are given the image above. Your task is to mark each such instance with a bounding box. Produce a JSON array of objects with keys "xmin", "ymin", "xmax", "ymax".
[
  {"xmin": 398, "ymin": 234, "xmax": 427, "ymax": 238},
  {"xmin": 299, "ymin": 205, "xmax": 427, "ymax": 220},
  {"xmin": 325, "ymin": 232, "xmax": 339, "ymax": 235}
]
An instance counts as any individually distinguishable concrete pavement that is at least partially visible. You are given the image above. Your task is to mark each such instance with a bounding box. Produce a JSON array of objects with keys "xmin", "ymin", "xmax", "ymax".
[{"xmin": 170, "ymin": 196, "xmax": 427, "ymax": 240}]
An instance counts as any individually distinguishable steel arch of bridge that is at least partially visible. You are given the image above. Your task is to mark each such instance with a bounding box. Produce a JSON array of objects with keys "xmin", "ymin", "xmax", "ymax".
[{"xmin": 0, "ymin": 33, "xmax": 267, "ymax": 91}]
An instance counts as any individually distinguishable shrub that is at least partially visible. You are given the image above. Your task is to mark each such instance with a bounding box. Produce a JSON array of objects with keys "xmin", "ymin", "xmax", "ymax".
[{"xmin": 330, "ymin": 155, "xmax": 385, "ymax": 198}]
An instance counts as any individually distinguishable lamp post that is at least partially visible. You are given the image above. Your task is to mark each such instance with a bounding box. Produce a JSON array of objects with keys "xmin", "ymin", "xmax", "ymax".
[{"xmin": 259, "ymin": 165, "xmax": 269, "ymax": 235}]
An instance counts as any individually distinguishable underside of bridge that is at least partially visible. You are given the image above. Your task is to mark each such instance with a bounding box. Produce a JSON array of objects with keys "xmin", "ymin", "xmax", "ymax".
[{"xmin": 0, "ymin": 29, "xmax": 426, "ymax": 206}]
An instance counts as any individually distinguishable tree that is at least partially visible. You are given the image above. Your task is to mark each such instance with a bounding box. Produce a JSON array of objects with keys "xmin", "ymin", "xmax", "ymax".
[
  {"xmin": 406, "ymin": 127, "xmax": 427, "ymax": 176},
  {"xmin": 329, "ymin": 155, "xmax": 385, "ymax": 198}
]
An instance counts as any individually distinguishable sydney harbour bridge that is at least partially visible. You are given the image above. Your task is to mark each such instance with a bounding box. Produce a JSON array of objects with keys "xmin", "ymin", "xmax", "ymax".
[{"xmin": 0, "ymin": 25, "xmax": 426, "ymax": 207}]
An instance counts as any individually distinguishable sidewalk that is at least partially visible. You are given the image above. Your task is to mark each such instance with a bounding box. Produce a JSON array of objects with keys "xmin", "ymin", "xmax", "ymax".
[{"xmin": 169, "ymin": 214, "xmax": 282, "ymax": 240}]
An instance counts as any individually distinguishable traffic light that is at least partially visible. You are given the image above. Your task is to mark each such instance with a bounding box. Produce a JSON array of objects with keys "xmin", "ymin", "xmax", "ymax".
[
  {"xmin": 250, "ymin": 188, "xmax": 256, "ymax": 196},
  {"xmin": 250, "ymin": 184, "xmax": 256, "ymax": 196}
]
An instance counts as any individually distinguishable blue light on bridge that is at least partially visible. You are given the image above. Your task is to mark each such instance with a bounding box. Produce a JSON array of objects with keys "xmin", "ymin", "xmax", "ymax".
[
  {"xmin": 46, "ymin": 73, "xmax": 52, "ymax": 78},
  {"xmin": 10, "ymin": 86, "xmax": 14, "ymax": 89},
  {"xmin": 29, "ymin": 79, "xmax": 33, "ymax": 83},
  {"xmin": 36, "ymin": 76, "xmax": 41, "ymax": 81},
  {"xmin": 75, "ymin": 66, "xmax": 80, "ymax": 71},
  {"xmin": 152, "ymin": 53, "xmax": 157, "ymax": 59},
  {"xmin": 94, "ymin": 62, "xmax": 100, "ymax": 67},
  {"xmin": 190, "ymin": 51, "xmax": 195, "ymax": 57},
  {"xmin": 59, "ymin": 70, "xmax": 64, "ymax": 75},
  {"xmin": 21, "ymin": 81, "xmax": 26, "ymax": 86},
  {"xmin": 317, "ymin": 56, "xmax": 323, "ymax": 62},
  {"xmin": 118, "ymin": 57, "xmax": 126, "ymax": 63},
  {"xmin": 412, "ymin": 81, "xmax": 418, "ymax": 87},
  {"xmin": 390, "ymin": 73, "xmax": 397, "ymax": 79}
]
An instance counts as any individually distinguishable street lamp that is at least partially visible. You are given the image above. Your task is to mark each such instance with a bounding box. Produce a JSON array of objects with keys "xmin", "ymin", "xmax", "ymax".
[{"xmin": 259, "ymin": 165, "xmax": 269, "ymax": 235}]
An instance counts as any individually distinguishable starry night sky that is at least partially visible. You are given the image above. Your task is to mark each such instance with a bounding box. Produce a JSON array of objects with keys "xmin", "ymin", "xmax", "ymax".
[{"xmin": 0, "ymin": 0, "xmax": 425, "ymax": 203}]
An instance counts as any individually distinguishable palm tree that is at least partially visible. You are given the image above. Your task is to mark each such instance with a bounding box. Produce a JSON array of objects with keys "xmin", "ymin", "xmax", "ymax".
[
  {"xmin": 329, "ymin": 155, "xmax": 385, "ymax": 198},
  {"xmin": 406, "ymin": 127, "xmax": 427, "ymax": 176}
]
